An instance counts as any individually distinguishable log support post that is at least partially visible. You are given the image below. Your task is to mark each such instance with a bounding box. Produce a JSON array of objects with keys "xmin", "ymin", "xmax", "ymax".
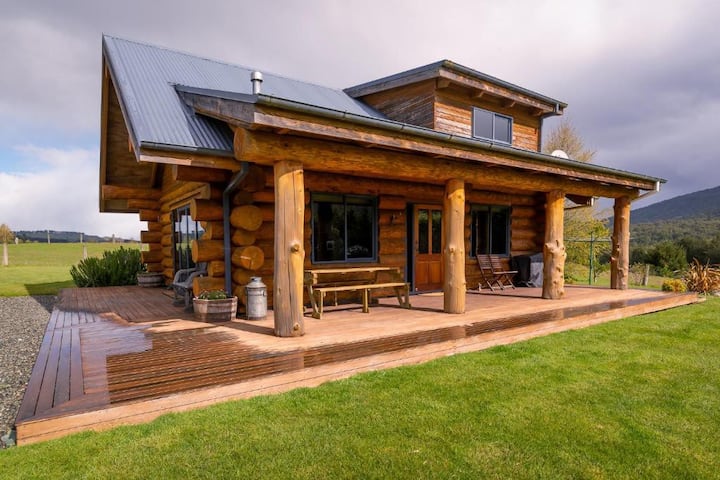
[
  {"xmin": 611, "ymin": 196, "xmax": 631, "ymax": 290},
  {"xmin": 273, "ymin": 160, "xmax": 305, "ymax": 337},
  {"xmin": 443, "ymin": 179, "xmax": 466, "ymax": 313},
  {"xmin": 542, "ymin": 190, "xmax": 566, "ymax": 299}
]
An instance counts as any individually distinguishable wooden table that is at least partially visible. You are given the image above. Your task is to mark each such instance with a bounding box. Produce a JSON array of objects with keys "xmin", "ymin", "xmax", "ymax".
[{"xmin": 304, "ymin": 266, "xmax": 411, "ymax": 319}]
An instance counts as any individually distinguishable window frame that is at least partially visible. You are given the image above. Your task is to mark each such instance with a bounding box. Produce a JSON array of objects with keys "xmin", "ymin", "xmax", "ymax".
[
  {"xmin": 469, "ymin": 204, "xmax": 511, "ymax": 257},
  {"xmin": 171, "ymin": 204, "xmax": 204, "ymax": 272},
  {"xmin": 471, "ymin": 107, "xmax": 513, "ymax": 145},
  {"xmin": 310, "ymin": 193, "xmax": 378, "ymax": 264}
]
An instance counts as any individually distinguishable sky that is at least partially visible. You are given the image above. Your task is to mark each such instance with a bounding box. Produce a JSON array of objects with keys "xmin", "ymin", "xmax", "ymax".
[{"xmin": 1, "ymin": 0, "xmax": 719, "ymax": 239}]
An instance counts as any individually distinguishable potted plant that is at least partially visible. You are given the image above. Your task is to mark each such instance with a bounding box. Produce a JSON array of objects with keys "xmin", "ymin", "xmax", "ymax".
[
  {"xmin": 193, "ymin": 289, "xmax": 238, "ymax": 322},
  {"xmin": 136, "ymin": 265, "xmax": 164, "ymax": 287}
]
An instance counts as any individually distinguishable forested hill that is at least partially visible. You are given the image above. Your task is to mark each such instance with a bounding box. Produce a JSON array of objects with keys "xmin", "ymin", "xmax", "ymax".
[
  {"xmin": 15, "ymin": 230, "xmax": 132, "ymax": 243},
  {"xmin": 632, "ymin": 185, "xmax": 720, "ymax": 223},
  {"xmin": 629, "ymin": 185, "xmax": 720, "ymax": 245}
]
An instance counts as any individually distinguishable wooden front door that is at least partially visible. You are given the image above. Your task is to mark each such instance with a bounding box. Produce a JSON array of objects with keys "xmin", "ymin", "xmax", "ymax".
[{"xmin": 413, "ymin": 205, "xmax": 443, "ymax": 291}]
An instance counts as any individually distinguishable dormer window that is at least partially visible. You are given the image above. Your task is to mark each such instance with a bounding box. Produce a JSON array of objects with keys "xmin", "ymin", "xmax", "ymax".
[{"xmin": 472, "ymin": 108, "xmax": 512, "ymax": 144}]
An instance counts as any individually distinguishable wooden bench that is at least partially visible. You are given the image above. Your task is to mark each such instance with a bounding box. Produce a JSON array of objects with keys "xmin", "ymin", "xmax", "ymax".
[
  {"xmin": 476, "ymin": 255, "xmax": 517, "ymax": 291},
  {"xmin": 305, "ymin": 267, "xmax": 411, "ymax": 319}
]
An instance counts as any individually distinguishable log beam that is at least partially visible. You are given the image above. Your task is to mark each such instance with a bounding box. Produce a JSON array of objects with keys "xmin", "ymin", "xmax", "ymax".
[
  {"xmin": 273, "ymin": 160, "xmax": 305, "ymax": 337},
  {"xmin": 542, "ymin": 190, "xmax": 566, "ymax": 299},
  {"xmin": 171, "ymin": 165, "xmax": 232, "ymax": 183},
  {"xmin": 443, "ymin": 179, "xmax": 466, "ymax": 313},
  {"xmin": 102, "ymin": 185, "xmax": 161, "ymax": 201},
  {"xmin": 234, "ymin": 129, "xmax": 643, "ymax": 199},
  {"xmin": 610, "ymin": 196, "xmax": 631, "ymax": 290}
]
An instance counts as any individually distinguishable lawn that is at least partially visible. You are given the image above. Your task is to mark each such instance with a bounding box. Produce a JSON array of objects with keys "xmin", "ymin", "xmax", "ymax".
[
  {"xmin": 0, "ymin": 243, "xmax": 140, "ymax": 296},
  {"xmin": 1, "ymin": 298, "xmax": 717, "ymax": 479}
]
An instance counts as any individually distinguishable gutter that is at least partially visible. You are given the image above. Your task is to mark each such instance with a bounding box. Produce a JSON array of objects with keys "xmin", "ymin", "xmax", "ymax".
[
  {"xmin": 172, "ymin": 84, "xmax": 665, "ymax": 187},
  {"xmin": 633, "ymin": 181, "xmax": 662, "ymax": 203},
  {"xmin": 223, "ymin": 162, "xmax": 250, "ymax": 295},
  {"xmin": 252, "ymin": 94, "xmax": 665, "ymax": 187}
]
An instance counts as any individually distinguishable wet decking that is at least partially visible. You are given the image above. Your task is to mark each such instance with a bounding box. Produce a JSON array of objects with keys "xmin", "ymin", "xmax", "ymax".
[{"xmin": 15, "ymin": 285, "xmax": 700, "ymax": 444}]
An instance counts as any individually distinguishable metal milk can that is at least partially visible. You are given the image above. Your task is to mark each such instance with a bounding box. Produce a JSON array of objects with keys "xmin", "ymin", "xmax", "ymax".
[{"xmin": 245, "ymin": 277, "xmax": 267, "ymax": 320}]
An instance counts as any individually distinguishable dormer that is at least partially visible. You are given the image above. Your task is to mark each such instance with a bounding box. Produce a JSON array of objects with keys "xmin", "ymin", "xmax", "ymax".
[{"xmin": 345, "ymin": 60, "xmax": 566, "ymax": 152}]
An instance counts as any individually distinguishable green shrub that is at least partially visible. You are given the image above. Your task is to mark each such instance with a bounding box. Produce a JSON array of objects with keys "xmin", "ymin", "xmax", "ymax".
[
  {"xmin": 661, "ymin": 278, "xmax": 687, "ymax": 293},
  {"xmin": 70, "ymin": 247, "xmax": 143, "ymax": 287}
]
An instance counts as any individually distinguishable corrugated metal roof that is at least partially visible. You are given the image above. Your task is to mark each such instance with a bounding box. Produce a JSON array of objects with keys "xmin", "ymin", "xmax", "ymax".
[{"xmin": 103, "ymin": 36, "xmax": 385, "ymax": 154}]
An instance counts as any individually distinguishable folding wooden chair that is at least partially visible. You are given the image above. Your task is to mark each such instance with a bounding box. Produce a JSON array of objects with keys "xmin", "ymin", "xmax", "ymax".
[{"xmin": 476, "ymin": 255, "xmax": 517, "ymax": 291}]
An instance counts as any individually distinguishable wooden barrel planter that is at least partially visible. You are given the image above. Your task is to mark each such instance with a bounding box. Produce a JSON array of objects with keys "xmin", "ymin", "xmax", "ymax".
[
  {"xmin": 193, "ymin": 296, "xmax": 238, "ymax": 322},
  {"xmin": 137, "ymin": 272, "xmax": 164, "ymax": 287}
]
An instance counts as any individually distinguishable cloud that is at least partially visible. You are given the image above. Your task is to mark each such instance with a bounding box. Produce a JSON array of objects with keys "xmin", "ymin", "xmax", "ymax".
[{"xmin": 0, "ymin": 145, "xmax": 144, "ymax": 239}]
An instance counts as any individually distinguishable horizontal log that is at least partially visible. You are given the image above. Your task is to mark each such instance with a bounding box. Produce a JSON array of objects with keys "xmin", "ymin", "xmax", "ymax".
[
  {"xmin": 232, "ymin": 228, "xmax": 257, "ymax": 246},
  {"xmin": 191, "ymin": 239, "xmax": 225, "ymax": 263},
  {"xmin": 127, "ymin": 199, "xmax": 159, "ymax": 210},
  {"xmin": 162, "ymin": 246, "xmax": 172, "ymax": 257},
  {"xmin": 161, "ymin": 235, "xmax": 172, "ymax": 247},
  {"xmin": 162, "ymin": 224, "xmax": 173, "ymax": 235},
  {"xmin": 146, "ymin": 242, "xmax": 162, "ymax": 252},
  {"xmin": 193, "ymin": 276, "xmax": 226, "ymax": 296},
  {"xmin": 203, "ymin": 222, "xmax": 224, "ymax": 240},
  {"xmin": 145, "ymin": 263, "xmax": 164, "ymax": 273},
  {"xmin": 140, "ymin": 231, "xmax": 162, "ymax": 244},
  {"xmin": 172, "ymin": 165, "xmax": 232, "ymax": 183},
  {"xmin": 190, "ymin": 199, "xmax": 223, "ymax": 222},
  {"xmin": 141, "ymin": 250, "xmax": 163, "ymax": 264},
  {"xmin": 102, "ymin": 185, "xmax": 161, "ymax": 201},
  {"xmin": 232, "ymin": 191, "xmax": 254, "ymax": 206},
  {"xmin": 251, "ymin": 190, "xmax": 275, "ymax": 204},
  {"xmin": 511, "ymin": 238, "xmax": 540, "ymax": 252},
  {"xmin": 231, "ymin": 245, "xmax": 265, "ymax": 270},
  {"xmin": 232, "ymin": 268, "xmax": 255, "ymax": 286},
  {"xmin": 378, "ymin": 195, "xmax": 406, "ymax": 211},
  {"xmin": 159, "ymin": 212, "xmax": 172, "ymax": 224},
  {"xmin": 238, "ymin": 164, "xmax": 268, "ymax": 192},
  {"xmin": 230, "ymin": 205, "xmax": 263, "ymax": 231},
  {"xmin": 139, "ymin": 209, "xmax": 160, "ymax": 222},
  {"xmin": 207, "ymin": 260, "xmax": 225, "ymax": 277},
  {"xmin": 235, "ymin": 129, "xmax": 643, "ymax": 198},
  {"xmin": 161, "ymin": 256, "xmax": 174, "ymax": 268},
  {"xmin": 147, "ymin": 222, "xmax": 162, "ymax": 232}
]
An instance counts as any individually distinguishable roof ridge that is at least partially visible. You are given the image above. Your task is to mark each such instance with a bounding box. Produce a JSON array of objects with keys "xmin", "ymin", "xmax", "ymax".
[{"xmin": 102, "ymin": 34, "xmax": 352, "ymax": 95}]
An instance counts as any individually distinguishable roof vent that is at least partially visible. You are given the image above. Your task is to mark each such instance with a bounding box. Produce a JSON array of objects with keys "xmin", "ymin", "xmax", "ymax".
[
  {"xmin": 551, "ymin": 149, "xmax": 569, "ymax": 159},
  {"xmin": 251, "ymin": 71, "xmax": 263, "ymax": 95}
]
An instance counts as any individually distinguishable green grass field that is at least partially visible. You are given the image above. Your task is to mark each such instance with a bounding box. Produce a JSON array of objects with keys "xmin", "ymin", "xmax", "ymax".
[
  {"xmin": 1, "ymin": 297, "xmax": 717, "ymax": 479},
  {"xmin": 0, "ymin": 243, "xmax": 140, "ymax": 296}
]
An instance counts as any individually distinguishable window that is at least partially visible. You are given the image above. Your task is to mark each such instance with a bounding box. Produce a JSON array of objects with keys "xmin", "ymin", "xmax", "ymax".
[
  {"xmin": 470, "ymin": 205, "xmax": 510, "ymax": 256},
  {"xmin": 311, "ymin": 193, "xmax": 377, "ymax": 263},
  {"xmin": 472, "ymin": 108, "xmax": 513, "ymax": 144},
  {"xmin": 172, "ymin": 204, "xmax": 204, "ymax": 272}
]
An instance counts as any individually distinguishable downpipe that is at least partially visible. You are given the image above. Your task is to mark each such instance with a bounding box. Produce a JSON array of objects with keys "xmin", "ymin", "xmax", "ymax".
[{"xmin": 223, "ymin": 162, "xmax": 250, "ymax": 295}]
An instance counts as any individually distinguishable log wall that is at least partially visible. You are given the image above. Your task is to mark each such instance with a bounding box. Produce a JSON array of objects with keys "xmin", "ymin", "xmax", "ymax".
[{"xmin": 149, "ymin": 161, "xmax": 545, "ymax": 309}]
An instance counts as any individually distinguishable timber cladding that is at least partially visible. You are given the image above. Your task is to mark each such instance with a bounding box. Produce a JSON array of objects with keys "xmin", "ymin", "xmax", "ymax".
[{"xmin": 434, "ymin": 90, "xmax": 541, "ymax": 151}]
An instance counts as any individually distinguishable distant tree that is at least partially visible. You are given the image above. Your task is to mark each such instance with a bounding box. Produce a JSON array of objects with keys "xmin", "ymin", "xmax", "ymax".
[
  {"xmin": 648, "ymin": 241, "xmax": 687, "ymax": 276},
  {"xmin": 544, "ymin": 120, "xmax": 609, "ymax": 278},
  {"xmin": 544, "ymin": 120, "xmax": 596, "ymax": 163},
  {"xmin": 0, "ymin": 224, "xmax": 15, "ymax": 266}
]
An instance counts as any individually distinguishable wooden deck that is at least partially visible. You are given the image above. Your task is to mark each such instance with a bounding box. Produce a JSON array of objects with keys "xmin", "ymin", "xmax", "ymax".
[{"xmin": 15, "ymin": 285, "xmax": 701, "ymax": 445}]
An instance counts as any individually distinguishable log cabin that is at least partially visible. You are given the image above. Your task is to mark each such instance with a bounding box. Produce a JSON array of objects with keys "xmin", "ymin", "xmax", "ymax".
[{"xmin": 99, "ymin": 36, "xmax": 664, "ymax": 337}]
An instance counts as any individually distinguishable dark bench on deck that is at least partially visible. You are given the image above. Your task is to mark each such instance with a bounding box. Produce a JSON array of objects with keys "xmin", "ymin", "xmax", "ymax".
[{"xmin": 305, "ymin": 267, "xmax": 411, "ymax": 319}]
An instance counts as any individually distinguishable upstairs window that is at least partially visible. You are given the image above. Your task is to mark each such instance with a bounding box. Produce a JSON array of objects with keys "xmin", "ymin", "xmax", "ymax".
[
  {"xmin": 311, "ymin": 193, "xmax": 377, "ymax": 263},
  {"xmin": 472, "ymin": 108, "xmax": 513, "ymax": 144},
  {"xmin": 470, "ymin": 205, "xmax": 510, "ymax": 256}
]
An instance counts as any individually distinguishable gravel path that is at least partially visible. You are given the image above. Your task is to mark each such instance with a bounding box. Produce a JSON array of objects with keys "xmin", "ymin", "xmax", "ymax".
[{"xmin": 0, "ymin": 296, "xmax": 55, "ymax": 446}]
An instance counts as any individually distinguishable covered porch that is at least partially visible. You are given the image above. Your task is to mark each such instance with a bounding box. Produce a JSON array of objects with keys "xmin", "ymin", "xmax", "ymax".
[{"xmin": 15, "ymin": 285, "xmax": 699, "ymax": 445}]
